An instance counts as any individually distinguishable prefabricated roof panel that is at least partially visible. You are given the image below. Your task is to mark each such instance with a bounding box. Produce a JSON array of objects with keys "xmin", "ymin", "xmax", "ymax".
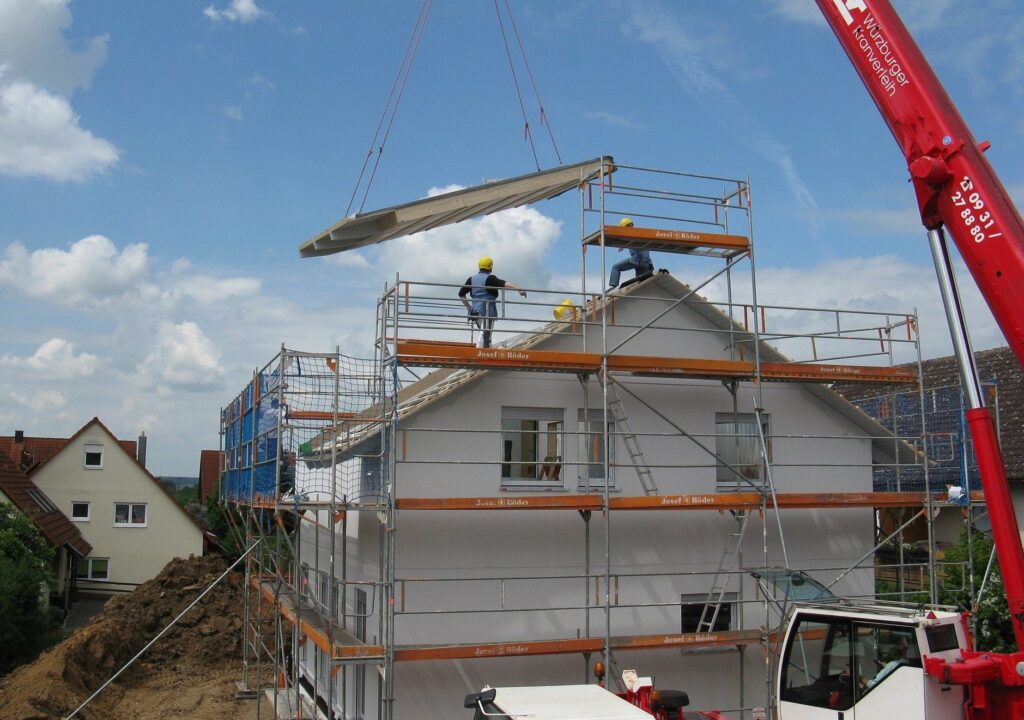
[{"xmin": 298, "ymin": 156, "xmax": 613, "ymax": 257}]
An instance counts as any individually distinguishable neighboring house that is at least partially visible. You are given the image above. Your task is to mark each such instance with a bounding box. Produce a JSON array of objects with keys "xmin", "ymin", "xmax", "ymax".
[
  {"xmin": 835, "ymin": 346, "xmax": 1024, "ymax": 546},
  {"xmin": 0, "ymin": 455, "xmax": 91, "ymax": 611},
  {"xmin": 198, "ymin": 449, "xmax": 222, "ymax": 501},
  {"xmin": 285, "ymin": 273, "xmax": 917, "ymax": 716},
  {"xmin": 0, "ymin": 419, "xmax": 204, "ymax": 594}
]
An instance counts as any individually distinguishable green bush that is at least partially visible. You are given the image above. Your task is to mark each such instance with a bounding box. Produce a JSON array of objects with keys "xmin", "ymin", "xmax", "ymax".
[{"xmin": 0, "ymin": 503, "xmax": 63, "ymax": 675}]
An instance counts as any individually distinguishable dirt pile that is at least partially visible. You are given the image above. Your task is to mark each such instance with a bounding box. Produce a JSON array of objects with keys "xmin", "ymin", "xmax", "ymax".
[{"xmin": 0, "ymin": 555, "xmax": 255, "ymax": 720}]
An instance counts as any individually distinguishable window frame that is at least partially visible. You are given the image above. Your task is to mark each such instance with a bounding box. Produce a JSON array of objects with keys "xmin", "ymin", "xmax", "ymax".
[
  {"xmin": 715, "ymin": 412, "xmax": 770, "ymax": 492},
  {"xmin": 76, "ymin": 557, "xmax": 110, "ymax": 581},
  {"xmin": 680, "ymin": 591, "xmax": 737, "ymax": 634},
  {"xmin": 500, "ymin": 407, "xmax": 565, "ymax": 489},
  {"xmin": 577, "ymin": 408, "xmax": 616, "ymax": 490},
  {"xmin": 83, "ymin": 443, "xmax": 104, "ymax": 469},
  {"xmin": 71, "ymin": 501, "xmax": 91, "ymax": 521},
  {"xmin": 113, "ymin": 502, "xmax": 148, "ymax": 527}
]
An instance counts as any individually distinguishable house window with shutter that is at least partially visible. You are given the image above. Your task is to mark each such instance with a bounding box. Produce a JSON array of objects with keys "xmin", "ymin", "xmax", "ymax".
[{"xmin": 84, "ymin": 443, "xmax": 104, "ymax": 469}]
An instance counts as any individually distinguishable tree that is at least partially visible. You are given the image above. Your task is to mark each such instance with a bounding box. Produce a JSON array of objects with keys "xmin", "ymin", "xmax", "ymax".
[
  {"xmin": 0, "ymin": 503, "xmax": 62, "ymax": 675},
  {"xmin": 938, "ymin": 530, "xmax": 1014, "ymax": 653}
]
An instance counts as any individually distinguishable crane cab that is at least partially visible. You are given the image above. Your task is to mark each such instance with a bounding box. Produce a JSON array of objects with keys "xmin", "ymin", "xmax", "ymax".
[{"xmin": 777, "ymin": 603, "xmax": 968, "ymax": 719}]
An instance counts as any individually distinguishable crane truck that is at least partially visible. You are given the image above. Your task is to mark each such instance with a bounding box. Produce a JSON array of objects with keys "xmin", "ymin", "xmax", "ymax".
[{"xmin": 467, "ymin": 1, "xmax": 1024, "ymax": 718}]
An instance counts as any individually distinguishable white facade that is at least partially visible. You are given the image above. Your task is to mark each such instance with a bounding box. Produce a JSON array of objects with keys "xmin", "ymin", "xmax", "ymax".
[
  {"xmin": 31, "ymin": 420, "xmax": 204, "ymax": 592},
  {"xmin": 297, "ymin": 276, "xmax": 891, "ymax": 718}
]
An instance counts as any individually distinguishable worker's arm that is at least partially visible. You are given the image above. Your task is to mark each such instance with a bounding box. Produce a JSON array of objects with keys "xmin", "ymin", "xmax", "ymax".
[
  {"xmin": 504, "ymin": 282, "xmax": 527, "ymax": 297},
  {"xmin": 457, "ymin": 279, "xmax": 472, "ymax": 311}
]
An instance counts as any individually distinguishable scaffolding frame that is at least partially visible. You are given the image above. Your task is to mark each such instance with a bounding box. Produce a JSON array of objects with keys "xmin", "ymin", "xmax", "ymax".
[{"xmin": 221, "ymin": 164, "xmax": 982, "ymax": 720}]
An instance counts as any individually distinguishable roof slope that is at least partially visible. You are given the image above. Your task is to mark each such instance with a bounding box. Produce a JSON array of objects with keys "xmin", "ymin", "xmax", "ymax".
[
  {"xmin": 321, "ymin": 272, "xmax": 912, "ymax": 463},
  {"xmin": 0, "ymin": 457, "xmax": 92, "ymax": 556},
  {"xmin": 834, "ymin": 346, "xmax": 1023, "ymax": 479}
]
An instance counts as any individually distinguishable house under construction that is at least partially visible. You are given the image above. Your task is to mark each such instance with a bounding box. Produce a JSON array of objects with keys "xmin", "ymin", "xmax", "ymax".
[{"xmin": 220, "ymin": 159, "xmax": 982, "ymax": 719}]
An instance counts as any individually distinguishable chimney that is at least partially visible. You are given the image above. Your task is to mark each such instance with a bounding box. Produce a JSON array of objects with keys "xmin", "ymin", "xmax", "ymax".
[
  {"xmin": 137, "ymin": 431, "xmax": 147, "ymax": 468},
  {"xmin": 14, "ymin": 430, "xmax": 23, "ymax": 443}
]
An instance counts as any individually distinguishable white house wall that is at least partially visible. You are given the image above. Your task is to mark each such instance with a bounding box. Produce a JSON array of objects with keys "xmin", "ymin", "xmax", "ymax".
[
  {"xmin": 31, "ymin": 423, "xmax": 203, "ymax": 591},
  {"xmin": 305, "ymin": 280, "xmax": 882, "ymax": 716}
]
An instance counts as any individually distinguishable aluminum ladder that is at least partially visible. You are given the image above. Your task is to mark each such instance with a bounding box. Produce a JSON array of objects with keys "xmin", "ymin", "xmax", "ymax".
[
  {"xmin": 606, "ymin": 381, "xmax": 658, "ymax": 496},
  {"xmin": 696, "ymin": 510, "xmax": 751, "ymax": 633}
]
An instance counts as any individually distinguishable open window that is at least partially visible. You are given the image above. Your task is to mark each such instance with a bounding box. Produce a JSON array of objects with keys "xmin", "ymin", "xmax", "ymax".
[{"xmin": 501, "ymin": 407, "xmax": 564, "ymax": 489}]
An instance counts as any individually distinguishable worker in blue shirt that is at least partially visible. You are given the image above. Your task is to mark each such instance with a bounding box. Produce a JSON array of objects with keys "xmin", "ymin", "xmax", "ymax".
[
  {"xmin": 458, "ymin": 256, "xmax": 526, "ymax": 348},
  {"xmin": 608, "ymin": 217, "xmax": 654, "ymax": 290}
]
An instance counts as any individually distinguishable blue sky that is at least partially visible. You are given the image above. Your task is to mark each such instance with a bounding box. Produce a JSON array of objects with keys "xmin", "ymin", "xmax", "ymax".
[{"xmin": 1, "ymin": 0, "xmax": 1022, "ymax": 475}]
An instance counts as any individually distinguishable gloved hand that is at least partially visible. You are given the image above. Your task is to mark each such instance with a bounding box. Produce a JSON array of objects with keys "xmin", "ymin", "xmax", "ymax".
[{"xmin": 518, "ymin": 290, "xmax": 527, "ymax": 298}]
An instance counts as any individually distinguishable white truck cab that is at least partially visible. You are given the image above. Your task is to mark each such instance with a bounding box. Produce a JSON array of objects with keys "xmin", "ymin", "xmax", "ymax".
[{"xmin": 777, "ymin": 602, "xmax": 968, "ymax": 720}]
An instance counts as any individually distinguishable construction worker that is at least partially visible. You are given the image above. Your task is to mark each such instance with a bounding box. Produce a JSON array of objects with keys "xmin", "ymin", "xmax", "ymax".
[
  {"xmin": 608, "ymin": 217, "xmax": 654, "ymax": 290},
  {"xmin": 458, "ymin": 256, "xmax": 526, "ymax": 348}
]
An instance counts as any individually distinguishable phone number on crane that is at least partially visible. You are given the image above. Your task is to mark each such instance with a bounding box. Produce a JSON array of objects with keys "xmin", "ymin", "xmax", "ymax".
[{"xmin": 951, "ymin": 175, "xmax": 1002, "ymax": 243}]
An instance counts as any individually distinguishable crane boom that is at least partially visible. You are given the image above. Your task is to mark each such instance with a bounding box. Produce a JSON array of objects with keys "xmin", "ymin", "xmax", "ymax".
[
  {"xmin": 813, "ymin": 3, "xmax": 1024, "ymax": 717},
  {"xmin": 815, "ymin": 0, "xmax": 1024, "ymax": 365}
]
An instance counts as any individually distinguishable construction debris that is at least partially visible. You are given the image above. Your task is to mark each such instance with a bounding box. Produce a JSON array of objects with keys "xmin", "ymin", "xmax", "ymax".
[{"xmin": 0, "ymin": 555, "xmax": 257, "ymax": 720}]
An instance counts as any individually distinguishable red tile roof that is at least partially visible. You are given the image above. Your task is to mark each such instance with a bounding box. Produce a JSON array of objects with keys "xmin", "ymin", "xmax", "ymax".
[
  {"xmin": 0, "ymin": 456, "xmax": 92, "ymax": 557},
  {"xmin": 0, "ymin": 429, "xmax": 137, "ymax": 475}
]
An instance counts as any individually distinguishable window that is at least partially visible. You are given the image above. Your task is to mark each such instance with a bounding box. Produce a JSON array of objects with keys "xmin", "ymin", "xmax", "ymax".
[
  {"xmin": 71, "ymin": 502, "xmax": 90, "ymax": 521},
  {"xmin": 84, "ymin": 443, "xmax": 104, "ymax": 469},
  {"xmin": 500, "ymin": 407, "xmax": 564, "ymax": 487},
  {"xmin": 26, "ymin": 489, "xmax": 57, "ymax": 513},
  {"xmin": 715, "ymin": 413, "xmax": 770, "ymax": 491},
  {"xmin": 76, "ymin": 557, "xmax": 110, "ymax": 581},
  {"xmin": 680, "ymin": 592, "xmax": 736, "ymax": 633},
  {"xmin": 578, "ymin": 409, "xmax": 614, "ymax": 489},
  {"xmin": 114, "ymin": 502, "xmax": 147, "ymax": 527}
]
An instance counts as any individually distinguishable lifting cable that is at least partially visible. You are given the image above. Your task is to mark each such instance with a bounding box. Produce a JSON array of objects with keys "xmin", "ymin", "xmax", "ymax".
[
  {"xmin": 500, "ymin": 0, "xmax": 562, "ymax": 167},
  {"xmin": 346, "ymin": 0, "xmax": 434, "ymax": 217},
  {"xmin": 493, "ymin": 0, "xmax": 541, "ymax": 172}
]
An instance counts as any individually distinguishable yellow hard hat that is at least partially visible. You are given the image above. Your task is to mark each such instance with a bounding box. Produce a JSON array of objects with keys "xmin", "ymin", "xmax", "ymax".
[
  {"xmin": 478, "ymin": 256, "xmax": 493, "ymax": 271},
  {"xmin": 618, "ymin": 217, "xmax": 634, "ymax": 228}
]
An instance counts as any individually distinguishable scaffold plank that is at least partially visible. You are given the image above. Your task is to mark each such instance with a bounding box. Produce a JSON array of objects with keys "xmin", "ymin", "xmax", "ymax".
[
  {"xmin": 395, "ymin": 492, "xmax": 981, "ymax": 511},
  {"xmin": 255, "ymin": 580, "xmax": 385, "ymax": 660},
  {"xmin": 610, "ymin": 629, "xmax": 763, "ymax": 650},
  {"xmin": 583, "ymin": 225, "xmax": 750, "ymax": 258},
  {"xmin": 397, "ymin": 496, "xmax": 604, "ymax": 510},
  {"xmin": 394, "ymin": 637, "xmax": 604, "ymax": 662},
  {"xmin": 395, "ymin": 341, "xmax": 918, "ymax": 384}
]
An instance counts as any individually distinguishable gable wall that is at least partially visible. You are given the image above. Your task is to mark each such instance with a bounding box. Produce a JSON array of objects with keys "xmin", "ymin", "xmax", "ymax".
[
  {"xmin": 32, "ymin": 423, "xmax": 203, "ymax": 589},
  {"xmin": 301, "ymin": 280, "xmax": 884, "ymax": 716}
]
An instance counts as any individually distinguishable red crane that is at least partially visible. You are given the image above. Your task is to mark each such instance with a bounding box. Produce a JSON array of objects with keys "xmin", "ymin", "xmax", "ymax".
[{"xmin": 815, "ymin": 1, "xmax": 1024, "ymax": 717}]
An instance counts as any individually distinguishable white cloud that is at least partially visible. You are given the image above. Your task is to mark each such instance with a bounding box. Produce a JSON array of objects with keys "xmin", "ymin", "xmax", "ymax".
[
  {"xmin": 10, "ymin": 388, "xmax": 67, "ymax": 412},
  {"xmin": 326, "ymin": 251, "xmax": 371, "ymax": 269},
  {"xmin": 584, "ymin": 110, "xmax": 647, "ymax": 131},
  {"xmin": 0, "ymin": 80, "xmax": 118, "ymax": 181},
  {"xmin": 204, "ymin": 0, "xmax": 269, "ymax": 24},
  {"xmin": 223, "ymin": 104, "xmax": 242, "ymax": 120},
  {"xmin": 0, "ymin": 338, "xmax": 99, "ymax": 379},
  {"xmin": 0, "ymin": 1, "xmax": 118, "ymax": 182},
  {"xmin": 765, "ymin": 0, "xmax": 824, "ymax": 26},
  {"xmin": 174, "ymin": 275, "xmax": 262, "ymax": 303},
  {"xmin": 0, "ymin": 235, "xmax": 148, "ymax": 306},
  {"xmin": 683, "ymin": 254, "xmax": 1001, "ymax": 362},
  {"xmin": 0, "ymin": 0, "xmax": 107, "ymax": 93},
  {"xmin": 373, "ymin": 203, "xmax": 561, "ymax": 292},
  {"xmin": 138, "ymin": 321, "xmax": 224, "ymax": 389}
]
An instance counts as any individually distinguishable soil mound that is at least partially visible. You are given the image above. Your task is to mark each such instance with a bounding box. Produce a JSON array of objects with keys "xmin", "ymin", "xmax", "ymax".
[{"xmin": 0, "ymin": 554, "xmax": 247, "ymax": 720}]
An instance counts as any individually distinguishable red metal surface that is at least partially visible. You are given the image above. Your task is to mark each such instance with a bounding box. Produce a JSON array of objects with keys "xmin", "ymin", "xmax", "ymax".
[{"xmin": 816, "ymin": 0, "xmax": 1024, "ymax": 369}]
